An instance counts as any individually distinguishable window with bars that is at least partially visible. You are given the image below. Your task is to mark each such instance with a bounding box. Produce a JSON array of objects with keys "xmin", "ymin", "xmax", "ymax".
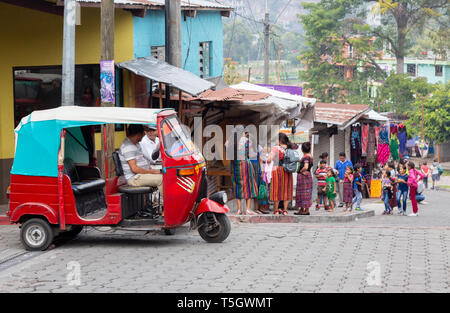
[
  {"xmin": 151, "ymin": 46, "xmax": 165, "ymax": 61},
  {"xmin": 199, "ymin": 41, "xmax": 211, "ymax": 78},
  {"xmin": 435, "ymin": 65, "xmax": 443, "ymax": 77},
  {"xmin": 406, "ymin": 64, "xmax": 416, "ymax": 76}
]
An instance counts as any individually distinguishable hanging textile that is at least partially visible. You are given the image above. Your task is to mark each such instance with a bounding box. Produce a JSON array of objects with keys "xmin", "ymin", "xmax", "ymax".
[
  {"xmin": 376, "ymin": 126, "xmax": 390, "ymax": 165},
  {"xmin": 390, "ymin": 134, "xmax": 399, "ymax": 161},
  {"xmin": 377, "ymin": 143, "xmax": 390, "ymax": 165},
  {"xmin": 398, "ymin": 124, "xmax": 407, "ymax": 155},
  {"xmin": 375, "ymin": 126, "xmax": 380, "ymax": 147},
  {"xmin": 350, "ymin": 124, "xmax": 361, "ymax": 165},
  {"xmin": 390, "ymin": 123, "xmax": 398, "ymax": 137},
  {"xmin": 367, "ymin": 126, "xmax": 376, "ymax": 163},
  {"xmin": 361, "ymin": 124, "xmax": 369, "ymax": 156}
]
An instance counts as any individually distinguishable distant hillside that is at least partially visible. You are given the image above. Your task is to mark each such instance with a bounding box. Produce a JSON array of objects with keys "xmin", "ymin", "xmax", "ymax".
[{"xmin": 219, "ymin": 0, "xmax": 319, "ymax": 32}]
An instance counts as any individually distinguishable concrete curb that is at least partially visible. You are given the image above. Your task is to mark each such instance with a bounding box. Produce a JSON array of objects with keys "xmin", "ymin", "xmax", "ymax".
[{"xmin": 227, "ymin": 210, "xmax": 375, "ymax": 224}]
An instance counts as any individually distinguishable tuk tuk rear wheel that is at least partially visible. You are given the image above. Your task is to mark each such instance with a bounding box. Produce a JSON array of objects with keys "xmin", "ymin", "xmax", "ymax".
[
  {"xmin": 198, "ymin": 213, "xmax": 231, "ymax": 243},
  {"xmin": 20, "ymin": 218, "xmax": 55, "ymax": 251}
]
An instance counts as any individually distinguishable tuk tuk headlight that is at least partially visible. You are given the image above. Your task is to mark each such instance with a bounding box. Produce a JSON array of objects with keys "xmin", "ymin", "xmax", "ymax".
[{"xmin": 209, "ymin": 191, "xmax": 227, "ymax": 205}]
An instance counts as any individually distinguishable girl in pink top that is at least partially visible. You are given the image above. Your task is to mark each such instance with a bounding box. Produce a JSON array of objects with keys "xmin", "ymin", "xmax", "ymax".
[
  {"xmin": 407, "ymin": 161, "xmax": 424, "ymax": 216},
  {"xmin": 420, "ymin": 162, "xmax": 430, "ymax": 189}
]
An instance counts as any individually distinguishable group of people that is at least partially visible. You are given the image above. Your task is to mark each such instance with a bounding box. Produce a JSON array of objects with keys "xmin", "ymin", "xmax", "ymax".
[
  {"xmin": 231, "ymin": 132, "xmax": 367, "ymax": 216},
  {"xmin": 231, "ymin": 130, "xmax": 444, "ymax": 217},
  {"xmin": 380, "ymin": 157, "xmax": 442, "ymax": 216}
]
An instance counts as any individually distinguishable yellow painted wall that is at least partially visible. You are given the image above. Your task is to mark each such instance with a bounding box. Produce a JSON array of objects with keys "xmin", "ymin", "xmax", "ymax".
[{"xmin": 0, "ymin": 3, "xmax": 134, "ymax": 159}]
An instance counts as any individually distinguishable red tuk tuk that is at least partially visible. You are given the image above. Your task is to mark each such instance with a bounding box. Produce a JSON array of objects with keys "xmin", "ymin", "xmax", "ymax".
[{"xmin": 7, "ymin": 106, "xmax": 230, "ymax": 250}]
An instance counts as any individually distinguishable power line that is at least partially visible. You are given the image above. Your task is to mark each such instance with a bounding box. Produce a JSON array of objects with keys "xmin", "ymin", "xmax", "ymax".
[{"xmin": 274, "ymin": 0, "xmax": 293, "ymax": 25}]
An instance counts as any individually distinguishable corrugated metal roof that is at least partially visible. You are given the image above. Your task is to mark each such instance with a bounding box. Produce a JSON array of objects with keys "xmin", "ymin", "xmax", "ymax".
[
  {"xmin": 74, "ymin": 0, "xmax": 233, "ymax": 10},
  {"xmin": 314, "ymin": 103, "xmax": 369, "ymax": 127},
  {"xmin": 185, "ymin": 87, "xmax": 270, "ymax": 102},
  {"xmin": 117, "ymin": 56, "xmax": 214, "ymax": 96}
]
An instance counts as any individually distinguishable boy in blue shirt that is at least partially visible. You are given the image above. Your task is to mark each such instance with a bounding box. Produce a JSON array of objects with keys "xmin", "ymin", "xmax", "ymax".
[{"xmin": 335, "ymin": 152, "xmax": 353, "ymax": 207}]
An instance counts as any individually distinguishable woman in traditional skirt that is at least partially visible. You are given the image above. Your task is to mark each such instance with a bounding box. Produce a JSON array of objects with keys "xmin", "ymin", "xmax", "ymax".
[
  {"xmin": 269, "ymin": 133, "xmax": 294, "ymax": 215},
  {"xmin": 295, "ymin": 142, "xmax": 314, "ymax": 215},
  {"xmin": 250, "ymin": 143, "xmax": 270, "ymax": 214},
  {"xmin": 231, "ymin": 129, "xmax": 258, "ymax": 215}
]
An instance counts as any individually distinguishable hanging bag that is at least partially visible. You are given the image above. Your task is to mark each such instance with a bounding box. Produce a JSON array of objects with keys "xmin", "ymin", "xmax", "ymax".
[{"xmin": 257, "ymin": 181, "xmax": 268, "ymax": 201}]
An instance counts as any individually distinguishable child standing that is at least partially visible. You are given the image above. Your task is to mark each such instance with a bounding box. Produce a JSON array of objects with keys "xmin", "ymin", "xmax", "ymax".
[
  {"xmin": 420, "ymin": 162, "xmax": 430, "ymax": 189},
  {"xmin": 382, "ymin": 170, "xmax": 393, "ymax": 215},
  {"xmin": 326, "ymin": 168, "xmax": 337, "ymax": 212},
  {"xmin": 352, "ymin": 164, "xmax": 363, "ymax": 211},
  {"xmin": 407, "ymin": 161, "xmax": 424, "ymax": 217},
  {"xmin": 343, "ymin": 166, "xmax": 354, "ymax": 212},
  {"xmin": 396, "ymin": 166, "xmax": 409, "ymax": 216},
  {"xmin": 315, "ymin": 160, "xmax": 329, "ymax": 210},
  {"xmin": 430, "ymin": 159, "xmax": 441, "ymax": 190}
]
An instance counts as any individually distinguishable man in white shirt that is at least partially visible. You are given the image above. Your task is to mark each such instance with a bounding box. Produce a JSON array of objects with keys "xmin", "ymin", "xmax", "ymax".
[
  {"xmin": 140, "ymin": 125, "xmax": 161, "ymax": 165},
  {"xmin": 118, "ymin": 124, "xmax": 163, "ymax": 194}
]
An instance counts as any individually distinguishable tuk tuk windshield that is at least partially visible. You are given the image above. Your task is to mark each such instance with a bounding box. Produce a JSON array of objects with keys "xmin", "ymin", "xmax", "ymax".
[{"xmin": 161, "ymin": 116, "xmax": 197, "ymax": 157}]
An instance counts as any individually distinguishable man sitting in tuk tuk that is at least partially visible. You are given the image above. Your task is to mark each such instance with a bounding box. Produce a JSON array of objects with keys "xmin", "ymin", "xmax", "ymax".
[
  {"xmin": 140, "ymin": 125, "xmax": 161, "ymax": 165},
  {"xmin": 119, "ymin": 124, "xmax": 163, "ymax": 194}
]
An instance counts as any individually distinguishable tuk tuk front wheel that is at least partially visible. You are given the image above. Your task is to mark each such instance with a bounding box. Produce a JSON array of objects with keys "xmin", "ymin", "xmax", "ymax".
[
  {"xmin": 198, "ymin": 213, "xmax": 231, "ymax": 243},
  {"xmin": 20, "ymin": 218, "xmax": 55, "ymax": 251},
  {"xmin": 163, "ymin": 228, "xmax": 176, "ymax": 236}
]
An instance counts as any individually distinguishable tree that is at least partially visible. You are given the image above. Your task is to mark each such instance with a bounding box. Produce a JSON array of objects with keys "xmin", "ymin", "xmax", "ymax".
[
  {"xmin": 404, "ymin": 82, "xmax": 450, "ymax": 144},
  {"xmin": 223, "ymin": 58, "xmax": 244, "ymax": 85},
  {"xmin": 223, "ymin": 21, "xmax": 256, "ymax": 63},
  {"xmin": 375, "ymin": 73, "xmax": 434, "ymax": 113},
  {"xmin": 368, "ymin": 0, "xmax": 449, "ymax": 74},
  {"xmin": 298, "ymin": 0, "xmax": 386, "ymax": 103}
]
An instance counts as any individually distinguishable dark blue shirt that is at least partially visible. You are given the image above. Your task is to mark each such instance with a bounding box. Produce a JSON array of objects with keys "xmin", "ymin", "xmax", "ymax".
[
  {"xmin": 397, "ymin": 174, "xmax": 409, "ymax": 192},
  {"xmin": 335, "ymin": 159, "xmax": 353, "ymax": 180},
  {"xmin": 353, "ymin": 173, "xmax": 362, "ymax": 191}
]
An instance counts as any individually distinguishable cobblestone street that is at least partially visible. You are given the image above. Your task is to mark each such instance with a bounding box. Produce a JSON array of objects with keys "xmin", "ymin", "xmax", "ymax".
[{"xmin": 1, "ymin": 189, "xmax": 450, "ymax": 293}]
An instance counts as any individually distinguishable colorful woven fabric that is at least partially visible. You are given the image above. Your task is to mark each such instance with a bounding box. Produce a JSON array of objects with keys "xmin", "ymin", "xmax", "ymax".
[
  {"xmin": 361, "ymin": 124, "xmax": 369, "ymax": 156},
  {"xmin": 295, "ymin": 172, "xmax": 313, "ymax": 208},
  {"xmin": 343, "ymin": 181, "xmax": 354, "ymax": 203},
  {"xmin": 232, "ymin": 159, "xmax": 258, "ymax": 199},
  {"xmin": 269, "ymin": 166, "xmax": 293, "ymax": 201},
  {"xmin": 389, "ymin": 135, "xmax": 399, "ymax": 161},
  {"xmin": 377, "ymin": 143, "xmax": 390, "ymax": 165}
]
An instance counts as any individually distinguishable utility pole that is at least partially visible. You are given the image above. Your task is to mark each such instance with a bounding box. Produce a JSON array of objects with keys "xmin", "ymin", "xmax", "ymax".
[
  {"xmin": 61, "ymin": 0, "xmax": 76, "ymax": 106},
  {"xmin": 100, "ymin": 0, "xmax": 115, "ymax": 179},
  {"xmin": 263, "ymin": 0, "xmax": 270, "ymax": 84},
  {"xmin": 165, "ymin": 0, "xmax": 181, "ymax": 108},
  {"xmin": 277, "ymin": 43, "xmax": 281, "ymax": 84}
]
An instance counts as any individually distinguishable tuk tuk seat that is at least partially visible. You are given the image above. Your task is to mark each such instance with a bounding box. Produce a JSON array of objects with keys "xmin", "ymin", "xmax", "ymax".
[
  {"xmin": 111, "ymin": 151, "xmax": 154, "ymax": 195},
  {"xmin": 64, "ymin": 158, "xmax": 105, "ymax": 195}
]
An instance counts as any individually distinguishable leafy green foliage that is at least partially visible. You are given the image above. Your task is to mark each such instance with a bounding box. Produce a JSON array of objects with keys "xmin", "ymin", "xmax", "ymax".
[
  {"xmin": 375, "ymin": 74, "xmax": 434, "ymax": 113},
  {"xmin": 298, "ymin": 0, "xmax": 385, "ymax": 103},
  {"xmin": 404, "ymin": 82, "xmax": 450, "ymax": 144}
]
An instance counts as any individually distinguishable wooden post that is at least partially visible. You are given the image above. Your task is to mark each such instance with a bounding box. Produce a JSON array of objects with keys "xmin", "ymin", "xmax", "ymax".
[
  {"xmin": 437, "ymin": 144, "xmax": 441, "ymax": 163},
  {"xmin": 247, "ymin": 67, "xmax": 252, "ymax": 82},
  {"xmin": 159, "ymin": 82, "xmax": 163, "ymax": 109},
  {"xmin": 178, "ymin": 90, "xmax": 183, "ymax": 122},
  {"xmin": 100, "ymin": 0, "xmax": 115, "ymax": 180},
  {"xmin": 148, "ymin": 79, "xmax": 153, "ymax": 108},
  {"xmin": 277, "ymin": 43, "xmax": 281, "ymax": 84}
]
